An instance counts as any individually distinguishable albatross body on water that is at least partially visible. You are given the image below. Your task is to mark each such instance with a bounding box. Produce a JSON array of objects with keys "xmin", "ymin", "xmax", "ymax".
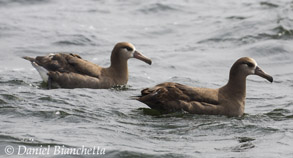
[
  {"xmin": 23, "ymin": 42, "xmax": 152, "ymax": 89},
  {"xmin": 136, "ymin": 57, "xmax": 273, "ymax": 117}
]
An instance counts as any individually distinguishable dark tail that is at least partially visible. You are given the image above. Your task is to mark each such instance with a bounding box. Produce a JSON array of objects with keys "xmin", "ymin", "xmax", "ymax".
[
  {"xmin": 129, "ymin": 87, "xmax": 151, "ymax": 100},
  {"xmin": 129, "ymin": 95, "xmax": 141, "ymax": 100},
  {"xmin": 22, "ymin": 56, "xmax": 35, "ymax": 62}
]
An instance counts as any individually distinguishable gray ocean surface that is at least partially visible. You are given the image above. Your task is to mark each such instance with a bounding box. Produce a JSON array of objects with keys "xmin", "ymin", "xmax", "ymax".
[{"xmin": 1, "ymin": 0, "xmax": 293, "ymax": 157}]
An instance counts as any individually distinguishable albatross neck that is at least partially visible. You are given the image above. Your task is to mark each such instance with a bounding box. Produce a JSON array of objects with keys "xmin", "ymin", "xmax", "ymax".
[
  {"xmin": 222, "ymin": 71, "xmax": 247, "ymax": 101},
  {"xmin": 108, "ymin": 55, "xmax": 129, "ymax": 84}
]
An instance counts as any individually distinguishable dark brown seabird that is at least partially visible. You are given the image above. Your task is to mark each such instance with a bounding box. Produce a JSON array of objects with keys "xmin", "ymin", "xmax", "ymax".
[
  {"xmin": 136, "ymin": 57, "xmax": 273, "ymax": 117},
  {"xmin": 23, "ymin": 42, "xmax": 152, "ymax": 89}
]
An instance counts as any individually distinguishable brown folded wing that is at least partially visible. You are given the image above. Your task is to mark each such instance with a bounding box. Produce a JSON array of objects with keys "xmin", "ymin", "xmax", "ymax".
[
  {"xmin": 138, "ymin": 82, "xmax": 220, "ymax": 114},
  {"xmin": 33, "ymin": 53, "xmax": 101, "ymax": 78}
]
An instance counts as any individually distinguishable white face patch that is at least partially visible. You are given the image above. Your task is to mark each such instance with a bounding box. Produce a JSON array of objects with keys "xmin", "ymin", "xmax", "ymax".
[
  {"xmin": 127, "ymin": 46, "xmax": 136, "ymax": 58},
  {"xmin": 242, "ymin": 60, "xmax": 258, "ymax": 75},
  {"xmin": 121, "ymin": 47, "xmax": 136, "ymax": 59},
  {"xmin": 130, "ymin": 46, "xmax": 136, "ymax": 58},
  {"xmin": 253, "ymin": 62, "xmax": 258, "ymax": 74},
  {"xmin": 48, "ymin": 53, "xmax": 55, "ymax": 59},
  {"xmin": 130, "ymin": 51, "xmax": 134, "ymax": 58}
]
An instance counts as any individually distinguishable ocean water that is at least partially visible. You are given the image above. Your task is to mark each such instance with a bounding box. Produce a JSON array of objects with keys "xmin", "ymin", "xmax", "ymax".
[{"xmin": 0, "ymin": 0, "xmax": 293, "ymax": 157}]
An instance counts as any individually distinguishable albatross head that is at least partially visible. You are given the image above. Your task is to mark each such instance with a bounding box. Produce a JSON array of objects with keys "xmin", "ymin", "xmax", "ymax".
[
  {"xmin": 112, "ymin": 42, "xmax": 152, "ymax": 65},
  {"xmin": 232, "ymin": 57, "xmax": 273, "ymax": 82}
]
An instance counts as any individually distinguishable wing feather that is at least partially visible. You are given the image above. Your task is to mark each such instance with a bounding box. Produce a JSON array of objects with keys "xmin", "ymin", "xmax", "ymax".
[
  {"xmin": 32, "ymin": 53, "xmax": 101, "ymax": 78},
  {"xmin": 48, "ymin": 72, "xmax": 109, "ymax": 89},
  {"xmin": 138, "ymin": 82, "xmax": 220, "ymax": 114}
]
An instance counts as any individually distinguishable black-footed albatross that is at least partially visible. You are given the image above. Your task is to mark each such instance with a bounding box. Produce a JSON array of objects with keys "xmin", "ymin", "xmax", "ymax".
[
  {"xmin": 23, "ymin": 42, "xmax": 152, "ymax": 89},
  {"xmin": 136, "ymin": 57, "xmax": 273, "ymax": 117}
]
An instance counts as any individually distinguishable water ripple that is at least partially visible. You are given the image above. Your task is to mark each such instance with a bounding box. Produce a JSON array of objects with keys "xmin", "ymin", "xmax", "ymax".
[
  {"xmin": 138, "ymin": 3, "xmax": 179, "ymax": 14},
  {"xmin": 265, "ymin": 108, "xmax": 293, "ymax": 121},
  {"xmin": 260, "ymin": 2, "xmax": 279, "ymax": 8},
  {"xmin": 0, "ymin": 0, "xmax": 50, "ymax": 7},
  {"xmin": 53, "ymin": 34, "xmax": 97, "ymax": 46}
]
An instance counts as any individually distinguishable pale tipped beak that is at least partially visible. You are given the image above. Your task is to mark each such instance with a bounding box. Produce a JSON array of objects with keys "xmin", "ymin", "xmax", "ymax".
[
  {"xmin": 133, "ymin": 51, "xmax": 152, "ymax": 65},
  {"xmin": 255, "ymin": 66, "xmax": 273, "ymax": 83}
]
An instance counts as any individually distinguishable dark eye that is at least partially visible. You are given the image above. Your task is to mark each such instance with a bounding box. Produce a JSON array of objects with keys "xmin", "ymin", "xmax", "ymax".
[
  {"xmin": 246, "ymin": 62, "xmax": 254, "ymax": 67},
  {"xmin": 124, "ymin": 46, "xmax": 133, "ymax": 51}
]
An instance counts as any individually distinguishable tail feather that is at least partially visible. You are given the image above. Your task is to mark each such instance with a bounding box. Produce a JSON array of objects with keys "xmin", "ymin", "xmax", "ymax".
[
  {"xmin": 22, "ymin": 56, "xmax": 35, "ymax": 62},
  {"xmin": 130, "ymin": 87, "xmax": 153, "ymax": 100},
  {"xmin": 22, "ymin": 56, "xmax": 49, "ymax": 82},
  {"xmin": 129, "ymin": 95, "xmax": 141, "ymax": 100},
  {"xmin": 31, "ymin": 62, "xmax": 49, "ymax": 82}
]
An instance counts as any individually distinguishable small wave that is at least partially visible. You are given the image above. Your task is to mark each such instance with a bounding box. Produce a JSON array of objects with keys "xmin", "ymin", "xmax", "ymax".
[
  {"xmin": 145, "ymin": 27, "xmax": 175, "ymax": 36},
  {"xmin": 166, "ymin": 76, "xmax": 201, "ymax": 86},
  {"xmin": 0, "ymin": 99, "xmax": 7, "ymax": 104},
  {"xmin": 138, "ymin": 3, "xmax": 179, "ymax": 14},
  {"xmin": 272, "ymin": 26, "xmax": 293, "ymax": 39},
  {"xmin": 0, "ymin": 23, "xmax": 22, "ymax": 38},
  {"xmin": 249, "ymin": 26, "xmax": 293, "ymax": 40},
  {"xmin": 0, "ymin": 94, "xmax": 20, "ymax": 101},
  {"xmin": 217, "ymin": 139, "xmax": 255, "ymax": 152},
  {"xmin": 226, "ymin": 16, "xmax": 247, "ymax": 20},
  {"xmin": 106, "ymin": 150, "xmax": 189, "ymax": 158},
  {"xmin": 0, "ymin": 79, "xmax": 27, "ymax": 86},
  {"xmin": 260, "ymin": 2, "xmax": 279, "ymax": 8},
  {"xmin": 0, "ymin": 0, "xmax": 49, "ymax": 7},
  {"xmin": 237, "ymin": 136, "xmax": 255, "ymax": 143},
  {"xmin": 245, "ymin": 41, "xmax": 292, "ymax": 62},
  {"xmin": 110, "ymin": 85, "xmax": 131, "ymax": 91},
  {"xmin": 0, "ymin": 134, "xmax": 22, "ymax": 142},
  {"xmin": 29, "ymin": 110, "xmax": 71, "ymax": 119},
  {"xmin": 264, "ymin": 108, "xmax": 292, "ymax": 121},
  {"xmin": 87, "ymin": 8, "xmax": 110, "ymax": 14},
  {"xmin": 53, "ymin": 34, "xmax": 97, "ymax": 46},
  {"xmin": 0, "ymin": 105, "xmax": 18, "ymax": 116},
  {"xmin": 198, "ymin": 24, "xmax": 293, "ymax": 49},
  {"xmin": 231, "ymin": 142, "xmax": 255, "ymax": 152}
]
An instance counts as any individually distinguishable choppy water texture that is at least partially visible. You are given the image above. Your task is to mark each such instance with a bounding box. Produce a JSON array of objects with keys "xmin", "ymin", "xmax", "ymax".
[{"xmin": 1, "ymin": 0, "xmax": 293, "ymax": 157}]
